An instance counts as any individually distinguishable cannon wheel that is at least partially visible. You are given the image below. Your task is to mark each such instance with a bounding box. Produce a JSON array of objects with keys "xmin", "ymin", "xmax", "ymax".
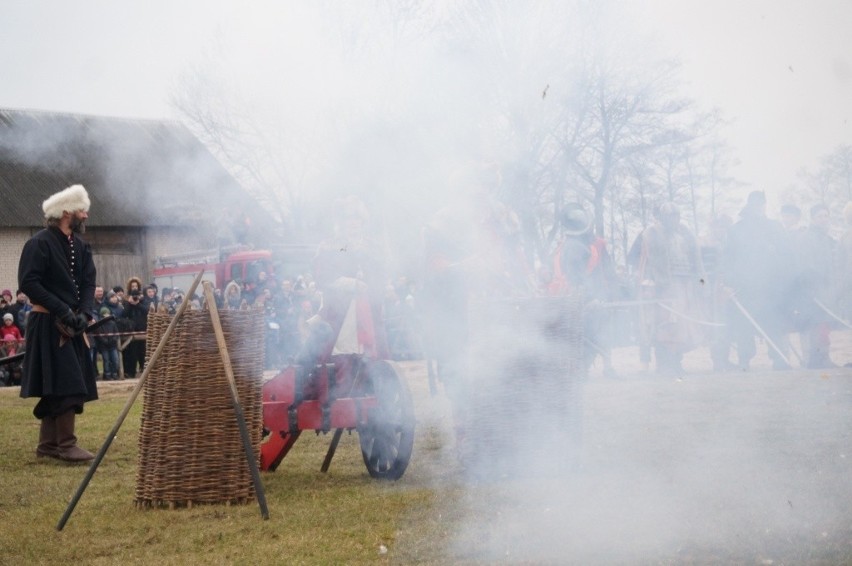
[{"xmin": 357, "ymin": 360, "xmax": 415, "ymax": 480}]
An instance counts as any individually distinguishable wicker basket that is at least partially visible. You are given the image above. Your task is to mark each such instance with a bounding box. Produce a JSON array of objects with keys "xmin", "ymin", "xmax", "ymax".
[
  {"xmin": 135, "ymin": 309, "xmax": 265, "ymax": 508},
  {"xmin": 463, "ymin": 293, "xmax": 586, "ymax": 476}
]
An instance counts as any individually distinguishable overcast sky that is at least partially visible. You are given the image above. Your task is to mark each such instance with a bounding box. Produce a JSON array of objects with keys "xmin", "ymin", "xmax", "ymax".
[{"xmin": 2, "ymin": 0, "xmax": 850, "ymax": 203}]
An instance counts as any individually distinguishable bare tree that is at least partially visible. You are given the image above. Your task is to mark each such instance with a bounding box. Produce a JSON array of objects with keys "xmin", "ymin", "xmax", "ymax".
[
  {"xmin": 785, "ymin": 145, "xmax": 852, "ymax": 223},
  {"xmin": 168, "ymin": 1, "xmax": 735, "ymax": 273},
  {"xmin": 820, "ymin": 144, "xmax": 852, "ymax": 204},
  {"xmin": 170, "ymin": 46, "xmax": 322, "ymax": 240},
  {"xmin": 557, "ymin": 30, "xmax": 692, "ymax": 241},
  {"xmin": 701, "ymin": 136, "xmax": 742, "ymax": 222}
]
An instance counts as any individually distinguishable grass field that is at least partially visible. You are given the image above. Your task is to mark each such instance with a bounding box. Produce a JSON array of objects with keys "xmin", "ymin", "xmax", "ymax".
[
  {"xmin": 2, "ymin": 343, "xmax": 852, "ymax": 565},
  {"xmin": 0, "ymin": 361, "xmax": 464, "ymax": 566}
]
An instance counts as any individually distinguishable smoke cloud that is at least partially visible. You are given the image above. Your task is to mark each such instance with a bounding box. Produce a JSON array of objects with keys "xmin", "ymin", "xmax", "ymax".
[{"xmin": 3, "ymin": 2, "xmax": 852, "ymax": 563}]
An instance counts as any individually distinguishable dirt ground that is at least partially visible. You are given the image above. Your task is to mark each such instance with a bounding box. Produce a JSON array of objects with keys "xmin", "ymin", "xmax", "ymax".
[{"xmin": 401, "ymin": 329, "xmax": 852, "ymax": 564}]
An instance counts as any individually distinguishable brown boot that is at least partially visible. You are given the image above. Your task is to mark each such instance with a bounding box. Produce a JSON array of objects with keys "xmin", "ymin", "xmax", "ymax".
[
  {"xmin": 36, "ymin": 416, "xmax": 59, "ymax": 459},
  {"xmin": 55, "ymin": 411, "xmax": 95, "ymax": 462}
]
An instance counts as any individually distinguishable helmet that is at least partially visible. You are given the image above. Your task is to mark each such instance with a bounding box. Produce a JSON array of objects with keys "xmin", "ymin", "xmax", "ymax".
[{"xmin": 559, "ymin": 203, "xmax": 592, "ymax": 236}]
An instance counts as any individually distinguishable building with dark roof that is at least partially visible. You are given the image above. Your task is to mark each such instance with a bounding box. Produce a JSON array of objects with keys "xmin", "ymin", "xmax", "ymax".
[{"xmin": 0, "ymin": 108, "xmax": 278, "ymax": 291}]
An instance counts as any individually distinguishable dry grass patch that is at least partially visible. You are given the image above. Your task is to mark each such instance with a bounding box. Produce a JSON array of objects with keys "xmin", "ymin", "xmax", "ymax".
[{"xmin": 0, "ymin": 372, "xmax": 456, "ymax": 565}]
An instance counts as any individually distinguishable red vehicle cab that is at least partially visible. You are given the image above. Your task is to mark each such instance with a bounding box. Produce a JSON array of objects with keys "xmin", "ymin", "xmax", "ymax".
[{"xmin": 152, "ymin": 246, "xmax": 274, "ymax": 292}]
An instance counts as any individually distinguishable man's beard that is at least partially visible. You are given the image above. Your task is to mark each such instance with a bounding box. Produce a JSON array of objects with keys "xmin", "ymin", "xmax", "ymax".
[{"xmin": 70, "ymin": 216, "xmax": 86, "ymax": 234}]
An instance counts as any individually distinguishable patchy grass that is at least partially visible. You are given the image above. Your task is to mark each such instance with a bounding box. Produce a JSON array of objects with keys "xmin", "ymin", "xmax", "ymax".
[
  {"xmin": 0, "ymin": 368, "xmax": 460, "ymax": 566},
  {"xmin": 5, "ymin": 352, "xmax": 852, "ymax": 565}
]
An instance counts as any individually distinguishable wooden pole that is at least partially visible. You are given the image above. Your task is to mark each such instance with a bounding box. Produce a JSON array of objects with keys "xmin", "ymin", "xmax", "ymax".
[
  {"xmin": 56, "ymin": 270, "xmax": 206, "ymax": 531},
  {"xmin": 730, "ymin": 295, "xmax": 791, "ymax": 368},
  {"xmin": 201, "ymin": 281, "xmax": 269, "ymax": 520},
  {"xmin": 117, "ymin": 336, "xmax": 132, "ymax": 380},
  {"xmin": 320, "ymin": 429, "xmax": 344, "ymax": 472},
  {"xmin": 814, "ymin": 297, "xmax": 852, "ymax": 330}
]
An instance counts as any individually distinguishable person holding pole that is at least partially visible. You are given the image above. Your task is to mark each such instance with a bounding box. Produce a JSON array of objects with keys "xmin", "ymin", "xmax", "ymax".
[
  {"xmin": 18, "ymin": 184, "xmax": 98, "ymax": 462},
  {"xmin": 837, "ymin": 202, "xmax": 852, "ymax": 324},
  {"xmin": 638, "ymin": 202, "xmax": 707, "ymax": 376},
  {"xmin": 720, "ymin": 190, "xmax": 792, "ymax": 370},
  {"xmin": 793, "ymin": 203, "xmax": 838, "ymax": 368}
]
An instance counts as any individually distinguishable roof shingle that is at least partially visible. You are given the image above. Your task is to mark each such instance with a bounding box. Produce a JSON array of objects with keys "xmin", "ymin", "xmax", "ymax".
[{"xmin": 0, "ymin": 108, "xmax": 256, "ymax": 228}]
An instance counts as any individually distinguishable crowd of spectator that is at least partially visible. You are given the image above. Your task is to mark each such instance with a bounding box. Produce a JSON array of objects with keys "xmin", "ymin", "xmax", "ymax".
[
  {"xmin": 0, "ymin": 267, "xmax": 425, "ymax": 386},
  {"xmin": 5, "ymin": 194, "xmax": 850, "ymax": 385},
  {"xmin": 134, "ymin": 272, "xmax": 421, "ymax": 378},
  {"xmin": 0, "ymin": 289, "xmax": 30, "ymax": 385},
  {"xmin": 210, "ymin": 271, "xmax": 423, "ymax": 370}
]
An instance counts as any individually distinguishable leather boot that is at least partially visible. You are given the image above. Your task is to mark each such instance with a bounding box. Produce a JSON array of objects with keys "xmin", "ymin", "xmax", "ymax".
[
  {"xmin": 55, "ymin": 411, "xmax": 95, "ymax": 462},
  {"xmin": 36, "ymin": 416, "xmax": 59, "ymax": 459}
]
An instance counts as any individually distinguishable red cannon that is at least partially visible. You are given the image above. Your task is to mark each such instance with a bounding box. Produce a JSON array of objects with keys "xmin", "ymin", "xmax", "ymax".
[
  {"xmin": 260, "ymin": 288, "xmax": 416, "ymax": 479},
  {"xmin": 262, "ymin": 195, "xmax": 418, "ymax": 479}
]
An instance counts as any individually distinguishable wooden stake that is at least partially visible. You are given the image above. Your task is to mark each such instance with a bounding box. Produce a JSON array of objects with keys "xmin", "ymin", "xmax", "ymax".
[{"xmin": 201, "ymin": 281, "xmax": 269, "ymax": 520}]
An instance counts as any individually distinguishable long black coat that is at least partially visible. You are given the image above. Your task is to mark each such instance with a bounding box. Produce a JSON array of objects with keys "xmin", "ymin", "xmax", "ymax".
[
  {"xmin": 17, "ymin": 227, "xmax": 98, "ymax": 410},
  {"xmin": 722, "ymin": 213, "xmax": 790, "ymax": 311}
]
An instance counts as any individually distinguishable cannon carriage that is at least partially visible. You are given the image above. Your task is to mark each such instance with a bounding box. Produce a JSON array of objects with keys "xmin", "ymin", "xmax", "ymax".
[
  {"xmin": 260, "ymin": 354, "xmax": 415, "ymax": 479},
  {"xmin": 261, "ymin": 292, "xmax": 586, "ymax": 481},
  {"xmin": 260, "ymin": 288, "xmax": 416, "ymax": 480}
]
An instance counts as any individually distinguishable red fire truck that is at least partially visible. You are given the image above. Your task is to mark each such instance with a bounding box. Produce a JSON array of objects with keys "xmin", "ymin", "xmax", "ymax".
[{"xmin": 152, "ymin": 246, "xmax": 274, "ymax": 292}]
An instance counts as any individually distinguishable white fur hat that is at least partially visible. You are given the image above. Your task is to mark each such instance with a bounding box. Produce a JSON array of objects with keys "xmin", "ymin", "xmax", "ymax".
[{"xmin": 42, "ymin": 184, "xmax": 90, "ymax": 219}]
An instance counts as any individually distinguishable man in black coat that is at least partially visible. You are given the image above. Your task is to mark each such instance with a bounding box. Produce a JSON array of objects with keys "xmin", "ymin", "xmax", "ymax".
[
  {"xmin": 721, "ymin": 190, "xmax": 792, "ymax": 370},
  {"xmin": 18, "ymin": 184, "xmax": 98, "ymax": 462}
]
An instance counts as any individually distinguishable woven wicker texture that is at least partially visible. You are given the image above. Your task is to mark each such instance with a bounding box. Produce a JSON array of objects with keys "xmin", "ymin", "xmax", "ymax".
[
  {"xmin": 464, "ymin": 294, "xmax": 585, "ymax": 476},
  {"xmin": 135, "ymin": 309, "xmax": 265, "ymax": 508}
]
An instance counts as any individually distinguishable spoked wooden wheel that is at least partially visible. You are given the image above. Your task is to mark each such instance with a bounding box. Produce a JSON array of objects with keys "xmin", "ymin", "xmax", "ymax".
[{"xmin": 357, "ymin": 360, "xmax": 415, "ymax": 480}]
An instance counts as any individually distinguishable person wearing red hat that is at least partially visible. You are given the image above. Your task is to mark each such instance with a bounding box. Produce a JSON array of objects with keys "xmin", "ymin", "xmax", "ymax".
[
  {"xmin": 0, "ymin": 290, "xmax": 12, "ymax": 325},
  {"xmin": 18, "ymin": 184, "xmax": 98, "ymax": 462}
]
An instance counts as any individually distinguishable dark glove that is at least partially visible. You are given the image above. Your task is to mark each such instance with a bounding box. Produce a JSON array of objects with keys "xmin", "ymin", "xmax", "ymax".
[
  {"xmin": 59, "ymin": 309, "xmax": 79, "ymax": 329},
  {"xmin": 57, "ymin": 309, "xmax": 80, "ymax": 338},
  {"xmin": 59, "ymin": 310, "xmax": 87, "ymax": 333}
]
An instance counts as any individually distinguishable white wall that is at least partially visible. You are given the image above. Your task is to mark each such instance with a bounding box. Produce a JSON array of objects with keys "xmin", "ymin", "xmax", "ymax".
[{"xmin": 0, "ymin": 229, "xmax": 33, "ymax": 294}]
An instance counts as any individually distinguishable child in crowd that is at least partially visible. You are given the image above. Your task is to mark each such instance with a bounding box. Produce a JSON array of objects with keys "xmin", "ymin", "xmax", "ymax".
[
  {"xmin": 0, "ymin": 316, "xmax": 22, "ymax": 386},
  {"xmin": 2, "ymin": 313, "xmax": 23, "ymax": 343},
  {"xmin": 94, "ymin": 306, "xmax": 120, "ymax": 380}
]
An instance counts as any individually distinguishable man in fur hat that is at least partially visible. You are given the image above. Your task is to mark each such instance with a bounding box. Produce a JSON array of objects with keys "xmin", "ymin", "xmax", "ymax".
[{"xmin": 18, "ymin": 184, "xmax": 98, "ymax": 462}]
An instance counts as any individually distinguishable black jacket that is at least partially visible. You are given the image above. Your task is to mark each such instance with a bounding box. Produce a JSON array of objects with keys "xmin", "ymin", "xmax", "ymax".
[
  {"xmin": 17, "ymin": 226, "xmax": 98, "ymax": 406},
  {"xmin": 18, "ymin": 227, "xmax": 96, "ymax": 317}
]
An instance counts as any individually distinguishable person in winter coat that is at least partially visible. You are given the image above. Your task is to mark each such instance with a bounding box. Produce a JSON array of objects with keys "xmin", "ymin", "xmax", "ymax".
[
  {"xmin": 1, "ymin": 312, "xmax": 24, "ymax": 386},
  {"xmin": 638, "ymin": 202, "xmax": 707, "ymax": 375},
  {"xmin": 720, "ymin": 190, "xmax": 793, "ymax": 371},
  {"xmin": 2, "ymin": 313, "xmax": 24, "ymax": 343},
  {"xmin": 8, "ymin": 290, "xmax": 31, "ymax": 334},
  {"xmin": 93, "ymin": 306, "xmax": 120, "ymax": 380},
  {"xmin": 121, "ymin": 279, "xmax": 146, "ymax": 378},
  {"xmin": 18, "ymin": 184, "xmax": 98, "ymax": 462},
  {"xmin": 224, "ymin": 280, "xmax": 242, "ymax": 310},
  {"xmin": 793, "ymin": 203, "xmax": 838, "ymax": 368},
  {"xmin": 0, "ymin": 289, "xmax": 13, "ymax": 320}
]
